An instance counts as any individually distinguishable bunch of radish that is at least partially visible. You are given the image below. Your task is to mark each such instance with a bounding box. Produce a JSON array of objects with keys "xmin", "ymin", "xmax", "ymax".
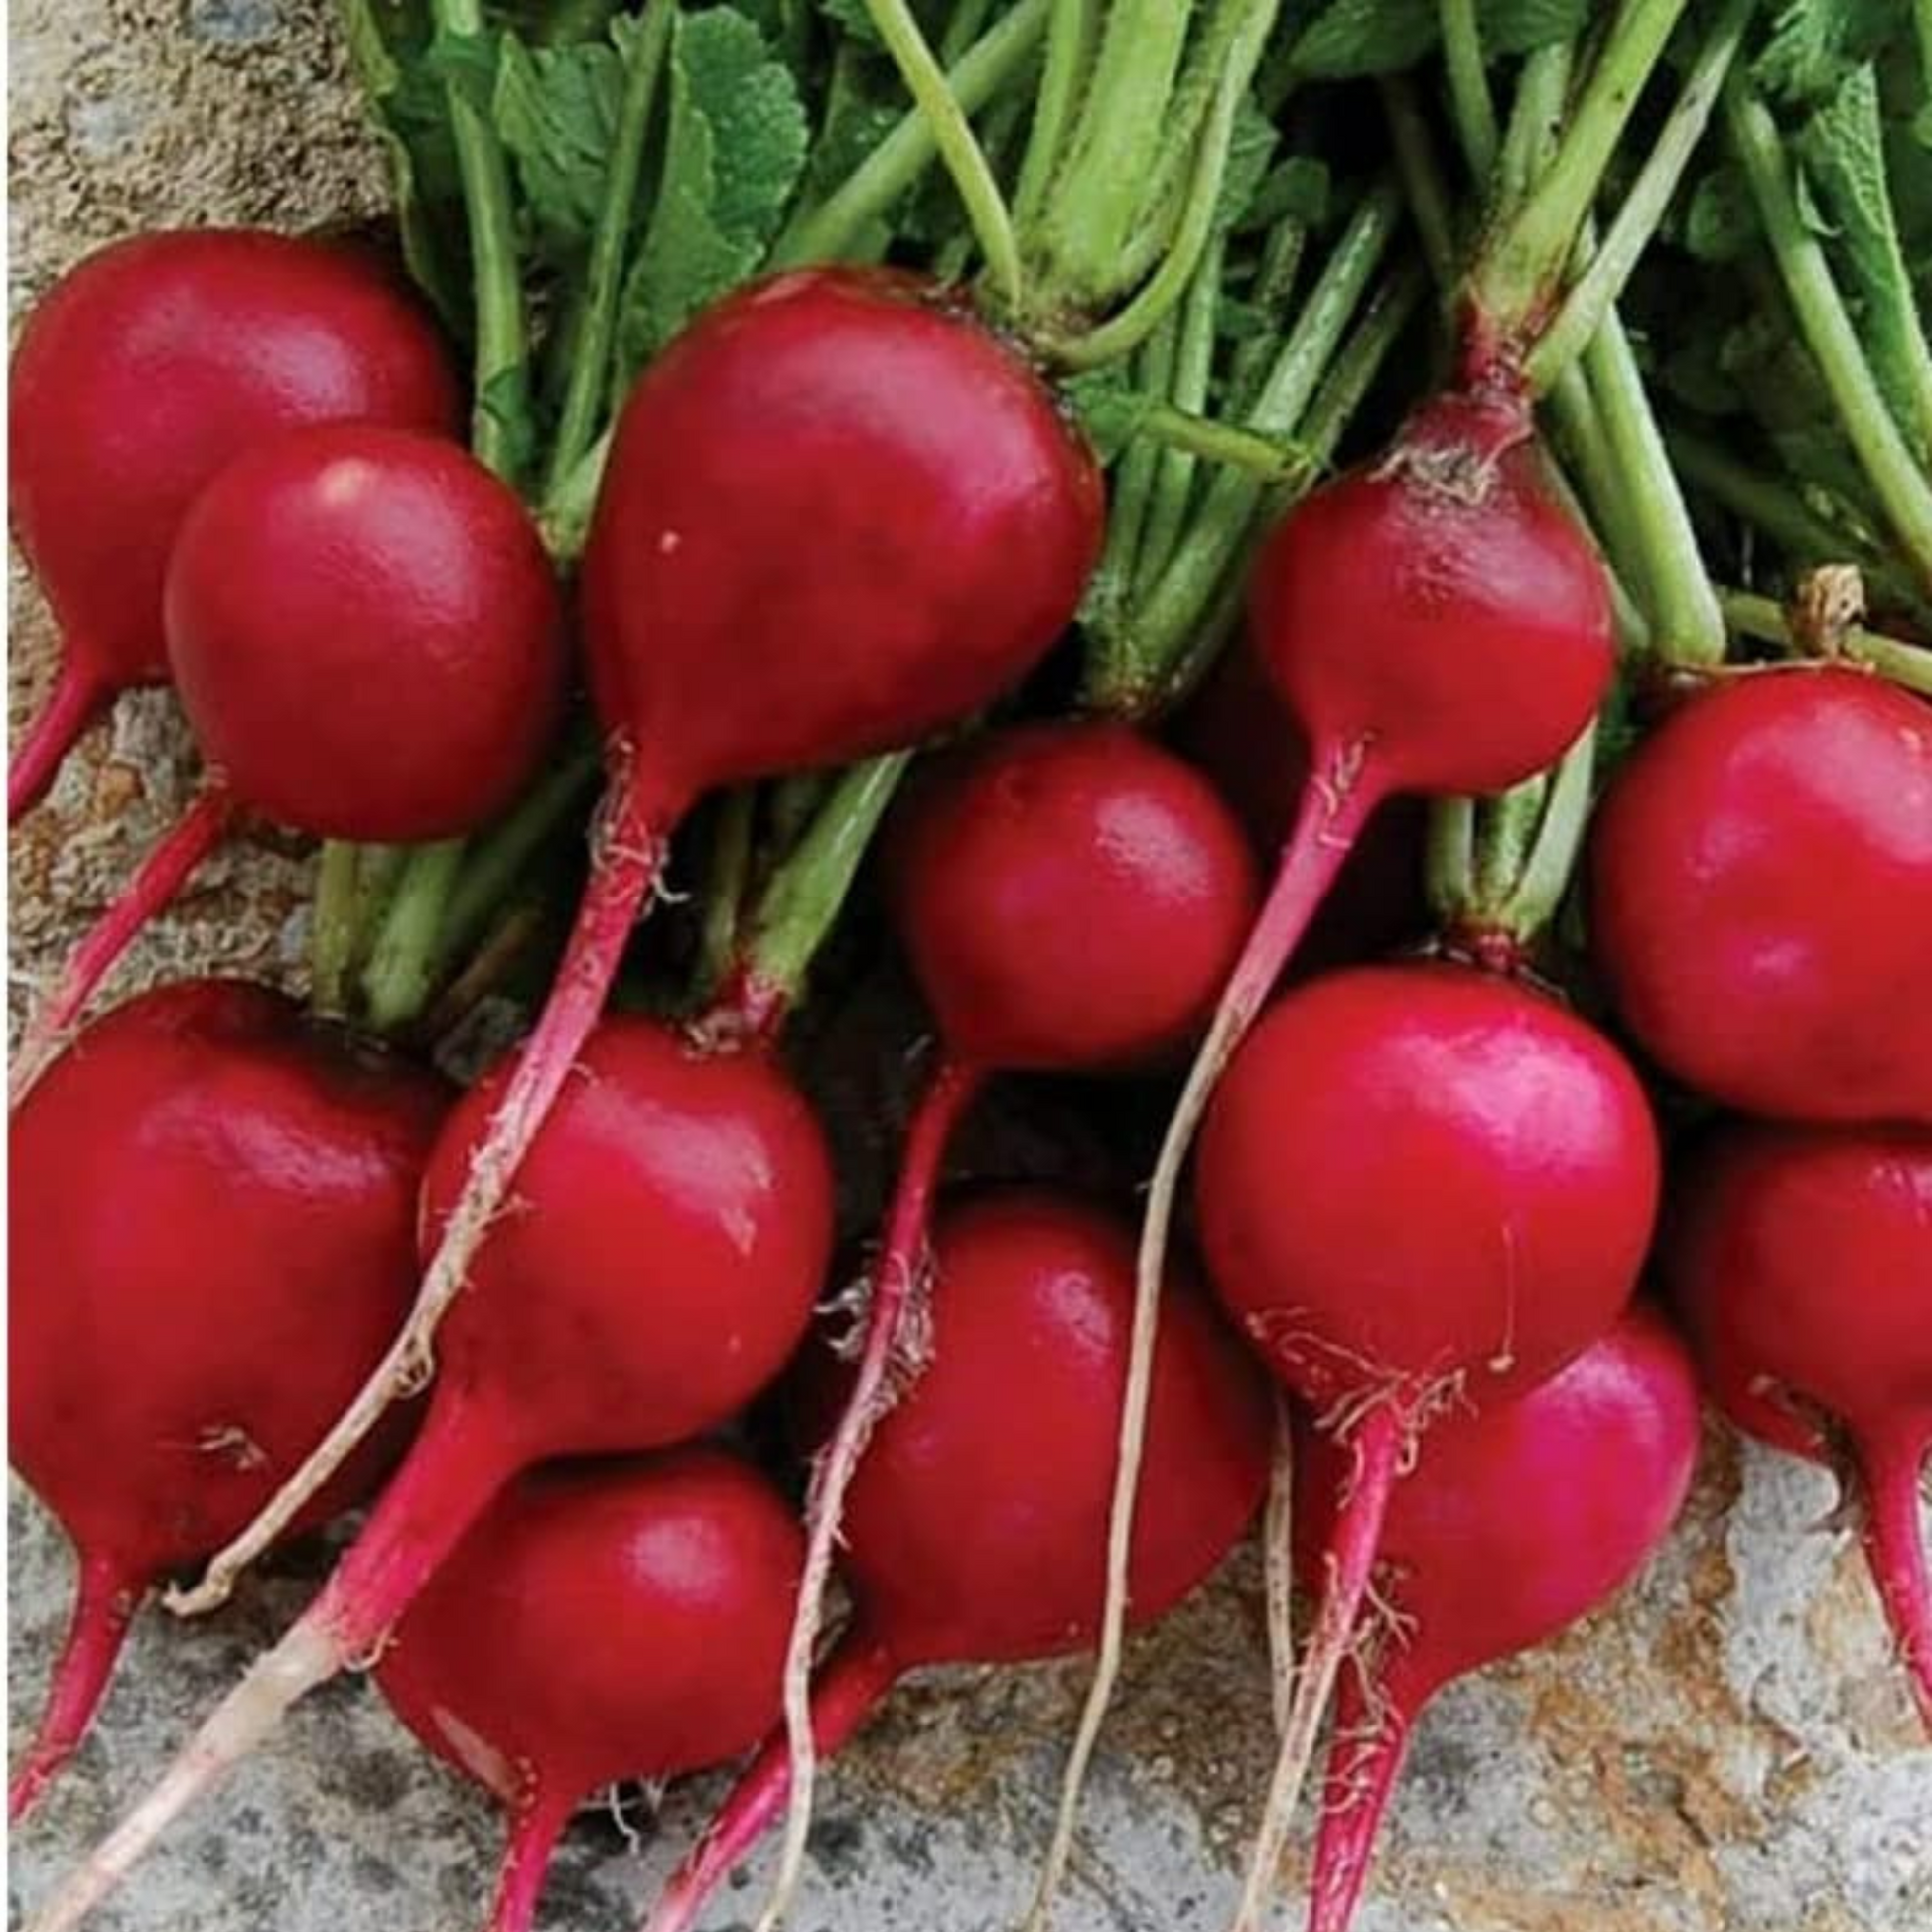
[{"xmin": 11, "ymin": 2, "xmax": 1932, "ymax": 1930}]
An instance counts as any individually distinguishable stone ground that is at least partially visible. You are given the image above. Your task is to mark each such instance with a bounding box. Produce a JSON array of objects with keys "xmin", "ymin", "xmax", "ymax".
[{"xmin": 7, "ymin": 7, "xmax": 1931, "ymax": 1931}]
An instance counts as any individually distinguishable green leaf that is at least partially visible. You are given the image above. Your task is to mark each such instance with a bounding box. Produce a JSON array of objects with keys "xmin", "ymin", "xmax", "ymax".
[
  {"xmin": 342, "ymin": 0, "xmax": 470, "ymax": 329},
  {"xmin": 1282, "ymin": 0, "xmax": 1584, "ymax": 80},
  {"xmin": 493, "ymin": 30, "xmax": 627, "ymax": 258},
  {"xmin": 1750, "ymin": 0, "xmax": 1898, "ymax": 107},
  {"xmin": 1284, "ymin": 0, "xmax": 1435, "ymax": 81},
  {"xmin": 1798, "ymin": 62, "xmax": 1932, "ymax": 460},
  {"xmin": 1481, "ymin": 0, "xmax": 1591, "ymax": 56},
  {"xmin": 617, "ymin": 7, "xmax": 811, "ymax": 372},
  {"xmin": 1216, "ymin": 99, "xmax": 1280, "ymax": 231}
]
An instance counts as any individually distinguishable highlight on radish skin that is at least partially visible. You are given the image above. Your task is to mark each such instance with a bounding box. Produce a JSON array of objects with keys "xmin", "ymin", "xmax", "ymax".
[
  {"xmin": 7, "ymin": 980, "xmax": 446, "ymax": 1821},
  {"xmin": 181, "ymin": 265, "xmax": 1107, "ymax": 1614},
  {"xmin": 756, "ymin": 722, "xmax": 1260, "ymax": 1929},
  {"xmin": 1589, "ymin": 667, "xmax": 1932, "ymax": 1125},
  {"xmin": 1660, "ymin": 1121, "xmax": 1932, "ymax": 1731},
  {"xmin": 1194, "ymin": 961, "xmax": 1660, "ymax": 1930},
  {"xmin": 375, "ymin": 1450, "xmax": 802, "ymax": 1932},
  {"xmin": 24, "ymin": 1015, "xmax": 833, "ymax": 1930},
  {"xmin": 638, "ymin": 1187, "xmax": 1273, "ymax": 1932},
  {"xmin": 7, "ymin": 228, "xmax": 461, "ymax": 820},
  {"xmin": 1299, "ymin": 1306, "xmax": 1702, "ymax": 1932}
]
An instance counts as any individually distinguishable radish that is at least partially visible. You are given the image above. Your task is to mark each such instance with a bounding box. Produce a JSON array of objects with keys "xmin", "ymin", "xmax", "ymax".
[
  {"xmin": 163, "ymin": 261, "xmax": 1102, "ymax": 1619},
  {"xmin": 7, "ymin": 978, "xmax": 446, "ymax": 1822},
  {"xmin": 375, "ymin": 1450, "xmax": 802, "ymax": 1932},
  {"xmin": 1589, "ymin": 666, "xmax": 1932, "ymax": 1124},
  {"xmin": 10, "ymin": 421, "xmax": 568, "ymax": 1104},
  {"xmin": 1298, "ymin": 1306, "xmax": 1701, "ymax": 1932},
  {"xmin": 1659, "ymin": 1120, "xmax": 1932, "ymax": 1731},
  {"xmin": 754, "ymin": 720, "xmax": 1257, "ymax": 1919},
  {"xmin": 7, "ymin": 228, "xmax": 461, "ymax": 819},
  {"xmin": 1194, "ymin": 960, "xmax": 1660, "ymax": 1928},
  {"xmin": 641, "ymin": 1186, "xmax": 1273, "ymax": 1932},
  {"xmin": 27, "ymin": 1013, "xmax": 833, "ymax": 1928}
]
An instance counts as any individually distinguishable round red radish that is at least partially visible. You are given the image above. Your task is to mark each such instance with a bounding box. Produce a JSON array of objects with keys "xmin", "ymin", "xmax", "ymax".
[
  {"xmin": 885, "ymin": 720, "xmax": 1259, "ymax": 1071},
  {"xmin": 1589, "ymin": 667, "xmax": 1932, "ymax": 1124},
  {"xmin": 1659, "ymin": 1121, "xmax": 1931, "ymax": 1731},
  {"xmin": 581, "ymin": 268, "xmax": 1104, "ymax": 803},
  {"xmin": 19, "ymin": 1012, "xmax": 834, "ymax": 1926},
  {"xmin": 6, "ymin": 979, "xmax": 445, "ymax": 1821},
  {"xmin": 638, "ymin": 1187, "xmax": 1272, "ymax": 1932},
  {"xmin": 1190, "ymin": 959, "xmax": 1658, "ymax": 1920},
  {"xmin": 376, "ymin": 1450, "xmax": 801, "ymax": 1932},
  {"xmin": 1199, "ymin": 963, "xmax": 1659, "ymax": 1414},
  {"xmin": 7, "ymin": 228, "xmax": 461, "ymax": 819},
  {"xmin": 416, "ymin": 1016, "xmax": 835, "ymax": 1460},
  {"xmin": 164, "ymin": 422, "xmax": 567, "ymax": 840},
  {"xmin": 1298, "ymin": 1307, "xmax": 1701, "ymax": 1932}
]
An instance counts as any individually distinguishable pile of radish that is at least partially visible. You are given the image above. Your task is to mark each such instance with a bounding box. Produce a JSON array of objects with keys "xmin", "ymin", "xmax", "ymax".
[{"xmin": 8, "ymin": 3, "xmax": 1928, "ymax": 1931}]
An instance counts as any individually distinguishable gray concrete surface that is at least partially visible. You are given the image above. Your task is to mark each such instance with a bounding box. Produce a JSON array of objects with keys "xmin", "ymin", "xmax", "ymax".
[{"xmin": 8, "ymin": 7, "xmax": 1931, "ymax": 1930}]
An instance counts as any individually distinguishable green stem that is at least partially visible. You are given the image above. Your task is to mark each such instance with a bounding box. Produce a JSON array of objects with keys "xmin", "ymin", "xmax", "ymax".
[
  {"xmin": 731, "ymin": 752, "xmax": 912, "ymax": 1016},
  {"xmin": 1044, "ymin": 0, "xmax": 1280, "ymax": 370},
  {"xmin": 1579, "ymin": 294, "xmax": 1725, "ymax": 665},
  {"xmin": 434, "ymin": 737, "xmax": 604, "ymax": 976},
  {"xmin": 1527, "ymin": 0, "xmax": 1758, "ymax": 392},
  {"xmin": 538, "ymin": 427, "xmax": 612, "ymax": 560},
  {"xmin": 1467, "ymin": 0, "xmax": 1692, "ymax": 352},
  {"xmin": 348, "ymin": 845, "xmax": 408, "ymax": 979},
  {"xmin": 1137, "ymin": 230, "xmax": 1223, "ymax": 587},
  {"xmin": 1542, "ymin": 402, "xmax": 1654, "ymax": 657},
  {"xmin": 1441, "ymin": 0, "xmax": 1499, "ymax": 181},
  {"xmin": 1126, "ymin": 401, "xmax": 1311, "ymax": 481},
  {"xmin": 361, "ymin": 839, "xmax": 468, "ymax": 1034},
  {"xmin": 1494, "ymin": 721, "xmax": 1597, "ymax": 937},
  {"xmin": 1228, "ymin": 215, "xmax": 1310, "ymax": 411},
  {"xmin": 1380, "ymin": 73, "xmax": 1461, "ymax": 301},
  {"xmin": 437, "ymin": 0, "xmax": 533, "ymax": 483},
  {"xmin": 862, "ymin": 0, "xmax": 1023, "ymax": 309},
  {"xmin": 541, "ymin": 0, "xmax": 673, "ymax": 505},
  {"xmin": 310, "ymin": 842, "xmax": 360, "ymax": 1019},
  {"xmin": 772, "ymin": 0, "xmax": 1049, "ymax": 271},
  {"xmin": 1725, "ymin": 79, "xmax": 1932, "ymax": 589},
  {"xmin": 694, "ymin": 788, "xmax": 758, "ymax": 1006},
  {"xmin": 1093, "ymin": 320, "xmax": 1181, "ymax": 622},
  {"xmin": 1717, "ymin": 587, "xmax": 1932, "ymax": 697},
  {"xmin": 1497, "ymin": 40, "xmax": 1575, "ymax": 210},
  {"xmin": 1012, "ymin": 0, "xmax": 1098, "ymax": 228},
  {"xmin": 940, "ymin": 0, "xmax": 999, "ymax": 62},
  {"xmin": 1029, "ymin": 0, "xmax": 1194, "ymax": 305}
]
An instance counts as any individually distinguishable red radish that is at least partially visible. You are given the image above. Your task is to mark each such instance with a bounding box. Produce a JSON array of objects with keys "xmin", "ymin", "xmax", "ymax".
[
  {"xmin": 641, "ymin": 1188, "xmax": 1273, "ymax": 1932},
  {"xmin": 28, "ymin": 1014, "xmax": 832, "ymax": 1928},
  {"xmin": 190, "ymin": 263, "xmax": 1104, "ymax": 1614},
  {"xmin": 1061, "ymin": 384, "xmax": 1614, "ymax": 1897},
  {"xmin": 375, "ymin": 1450, "xmax": 802, "ymax": 1932},
  {"xmin": 6, "ymin": 979, "xmax": 445, "ymax": 1821},
  {"xmin": 9, "ymin": 423, "xmax": 567, "ymax": 1105},
  {"xmin": 1298, "ymin": 1306, "xmax": 1701, "ymax": 1932},
  {"xmin": 750, "ymin": 721, "xmax": 1257, "ymax": 1920},
  {"xmin": 7, "ymin": 228, "xmax": 461, "ymax": 819},
  {"xmin": 1589, "ymin": 667, "xmax": 1932, "ymax": 1124},
  {"xmin": 1659, "ymin": 1121, "xmax": 1931, "ymax": 1730},
  {"xmin": 1193, "ymin": 961, "xmax": 1659, "ymax": 1929}
]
